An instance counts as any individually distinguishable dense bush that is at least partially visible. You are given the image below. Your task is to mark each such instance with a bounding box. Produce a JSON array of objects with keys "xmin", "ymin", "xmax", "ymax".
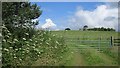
[{"xmin": 2, "ymin": 25, "xmax": 67, "ymax": 67}]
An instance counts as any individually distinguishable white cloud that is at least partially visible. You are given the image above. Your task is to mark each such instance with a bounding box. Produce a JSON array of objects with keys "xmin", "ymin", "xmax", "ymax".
[
  {"xmin": 41, "ymin": 19, "xmax": 56, "ymax": 29},
  {"xmin": 68, "ymin": 4, "xmax": 118, "ymax": 31}
]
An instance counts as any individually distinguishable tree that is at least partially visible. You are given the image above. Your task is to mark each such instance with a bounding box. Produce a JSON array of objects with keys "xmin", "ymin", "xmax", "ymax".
[
  {"xmin": 2, "ymin": 2, "xmax": 42, "ymax": 67},
  {"xmin": 65, "ymin": 28, "xmax": 71, "ymax": 30},
  {"xmin": 2, "ymin": 2, "xmax": 42, "ymax": 40},
  {"xmin": 83, "ymin": 25, "xmax": 88, "ymax": 31}
]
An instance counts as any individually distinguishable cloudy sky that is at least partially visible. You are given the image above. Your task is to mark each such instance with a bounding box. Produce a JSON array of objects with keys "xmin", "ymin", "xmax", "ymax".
[{"xmin": 31, "ymin": 2, "xmax": 118, "ymax": 31}]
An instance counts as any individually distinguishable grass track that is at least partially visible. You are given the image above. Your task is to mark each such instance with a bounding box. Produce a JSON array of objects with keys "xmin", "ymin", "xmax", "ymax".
[
  {"xmin": 51, "ymin": 30, "xmax": 119, "ymax": 66},
  {"xmin": 32, "ymin": 30, "xmax": 119, "ymax": 66}
]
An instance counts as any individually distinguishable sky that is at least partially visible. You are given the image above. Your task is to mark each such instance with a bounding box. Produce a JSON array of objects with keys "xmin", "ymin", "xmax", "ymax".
[{"xmin": 31, "ymin": 2, "xmax": 119, "ymax": 31}]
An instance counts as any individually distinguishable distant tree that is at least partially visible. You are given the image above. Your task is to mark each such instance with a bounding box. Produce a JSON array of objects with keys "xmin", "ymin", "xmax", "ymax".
[
  {"xmin": 65, "ymin": 28, "xmax": 71, "ymax": 30},
  {"xmin": 83, "ymin": 25, "xmax": 88, "ymax": 31}
]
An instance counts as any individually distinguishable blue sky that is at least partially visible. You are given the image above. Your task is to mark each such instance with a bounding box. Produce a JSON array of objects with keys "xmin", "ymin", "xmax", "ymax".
[{"xmin": 31, "ymin": 2, "xmax": 118, "ymax": 31}]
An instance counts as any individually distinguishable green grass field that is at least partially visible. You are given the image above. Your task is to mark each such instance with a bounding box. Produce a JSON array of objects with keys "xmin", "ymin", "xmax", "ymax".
[{"xmin": 51, "ymin": 30, "xmax": 119, "ymax": 66}]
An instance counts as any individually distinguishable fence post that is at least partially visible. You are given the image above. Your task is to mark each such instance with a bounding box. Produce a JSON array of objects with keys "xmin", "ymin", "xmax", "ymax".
[
  {"xmin": 110, "ymin": 36, "xmax": 113, "ymax": 47},
  {"xmin": 98, "ymin": 37, "xmax": 101, "ymax": 51}
]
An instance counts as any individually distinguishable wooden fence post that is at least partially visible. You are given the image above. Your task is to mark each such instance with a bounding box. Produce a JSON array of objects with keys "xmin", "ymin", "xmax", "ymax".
[
  {"xmin": 98, "ymin": 37, "xmax": 101, "ymax": 51},
  {"xmin": 110, "ymin": 36, "xmax": 113, "ymax": 47}
]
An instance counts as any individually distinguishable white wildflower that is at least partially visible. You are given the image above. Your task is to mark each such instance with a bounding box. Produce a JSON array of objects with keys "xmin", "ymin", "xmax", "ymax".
[
  {"xmin": 4, "ymin": 48, "xmax": 9, "ymax": 52},
  {"xmin": 43, "ymin": 32, "xmax": 46, "ymax": 34},
  {"xmin": 3, "ymin": 39, "xmax": 6, "ymax": 42},
  {"xmin": 15, "ymin": 49, "xmax": 18, "ymax": 51},
  {"xmin": 60, "ymin": 56, "xmax": 63, "ymax": 58},
  {"xmin": 14, "ymin": 39, "xmax": 18, "ymax": 42},
  {"xmin": 19, "ymin": 58, "xmax": 22, "ymax": 61},
  {"xmin": 25, "ymin": 33, "xmax": 29, "ymax": 36},
  {"xmin": 29, "ymin": 39, "xmax": 32, "ymax": 41},
  {"xmin": 35, "ymin": 41, "xmax": 37, "ymax": 43},
  {"xmin": 7, "ymin": 30, "xmax": 10, "ymax": 33},
  {"xmin": 40, "ymin": 43, "xmax": 42, "ymax": 45},
  {"xmin": 33, "ymin": 44, "xmax": 36, "ymax": 46},
  {"xmin": 8, "ymin": 33, "xmax": 11, "ymax": 36},
  {"xmin": 37, "ymin": 55, "xmax": 40, "ymax": 56},
  {"xmin": 55, "ymin": 46, "xmax": 57, "ymax": 49},
  {"xmin": 46, "ymin": 42, "xmax": 49, "ymax": 45},
  {"xmin": 12, "ymin": 41, "xmax": 15, "ymax": 43},
  {"xmin": 38, "ymin": 52, "xmax": 41, "ymax": 54},
  {"xmin": 9, "ymin": 47, "xmax": 13, "ymax": 49},
  {"xmin": 8, "ymin": 41, "xmax": 12, "ymax": 44},
  {"xmin": 48, "ymin": 38, "xmax": 51, "ymax": 41},
  {"xmin": 10, "ymin": 53, "xmax": 12, "ymax": 55},
  {"xmin": 14, "ymin": 56, "xmax": 17, "ymax": 59},
  {"xmin": 6, "ymin": 35, "xmax": 9, "ymax": 38},
  {"xmin": 26, "ymin": 44, "xmax": 30, "ymax": 46},
  {"xmin": 0, "ymin": 33, "xmax": 2, "ymax": 37},
  {"xmin": 56, "ymin": 41, "xmax": 59, "ymax": 44},
  {"xmin": 40, "ymin": 39, "xmax": 43, "ymax": 42},
  {"xmin": 22, "ymin": 38, "xmax": 26, "ymax": 40},
  {"xmin": 0, "ymin": 48, "xmax": 2, "ymax": 50},
  {"xmin": 34, "ymin": 48, "xmax": 39, "ymax": 52},
  {"xmin": 32, "ymin": 46, "xmax": 35, "ymax": 49},
  {"xmin": 26, "ymin": 50, "xmax": 29, "ymax": 53},
  {"xmin": 22, "ymin": 51, "xmax": 25, "ymax": 54},
  {"xmin": 19, "ymin": 48, "xmax": 21, "ymax": 50},
  {"xmin": 33, "ymin": 35, "xmax": 35, "ymax": 37}
]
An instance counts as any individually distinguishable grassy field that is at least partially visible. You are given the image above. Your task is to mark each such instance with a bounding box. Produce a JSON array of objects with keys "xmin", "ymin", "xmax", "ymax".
[{"xmin": 51, "ymin": 30, "xmax": 119, "ymax": 66}]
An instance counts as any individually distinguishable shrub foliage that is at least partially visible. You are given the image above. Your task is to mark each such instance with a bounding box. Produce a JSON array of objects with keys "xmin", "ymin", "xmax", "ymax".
[{"xmin": 2, "ymin": 2, "xmax": 67, "ymax": 67}]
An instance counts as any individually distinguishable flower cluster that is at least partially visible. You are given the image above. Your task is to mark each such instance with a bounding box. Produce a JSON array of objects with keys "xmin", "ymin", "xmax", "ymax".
[{"xmin": 2, "ymin": 26, "xmax": 67, "ymax": 66}]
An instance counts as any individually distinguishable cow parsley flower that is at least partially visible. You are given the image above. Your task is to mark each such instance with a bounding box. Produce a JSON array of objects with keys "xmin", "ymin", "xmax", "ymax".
[
  {"xmin": 4, "ymin": 48, "xmax": 9, "ymax": 52},
  {"xmin": 40, "ymin": 43, "xmax": 42, "ymax": 45},
  {"xmin": 8, "ymin": 33, "xmax": 11, "ymax": 36},
  {"xmin": 14, "ymin": 39, "xmax": 18, "ymax": 42},
  {"xmin": 22, "ymin": 38, "xmax": 26, "ymax": 40},
  {"xmin": 33, "ymin": 44, "xmax": 36, "ymax": 46},
  {"xmin": 14, "ymin": 56, "xmax": 17, "ymax": 59},
  {"xmin": 40, "ymin": 39, "xmax": 43, "ymax": 42},
  {"xmin": 48, "ymin": 38, "xmax": 51, "ymax": 41},
  {"xmin": 29, "ymin": 39, "xmax": 32, "ymax": 41},
  {"xmin": 19, "ymin": 58, "xmax": 22, "ymax": 61},
  {"xmin": 35, "ymin": 41, "xmax": 37, "ymax": 43},
  {"xmin": 15, "ymin": 49, "xmax": 18, "ymax": 51},
  {"xmin": 55, "ymin": 46, "xmax": 57, "ymax": 49},
  {"xmin": 6, "ymin": 35, "xmax": 10, "ymax": 38},
  {"xmin": 46, "ymin": 42, "xmax": 50, "ymax": 45},
  {"xmin": 19, "ymin": 48, "xmax": 21, "ymax": 50},
  {"xmin": 27, "ymin": 44, "xmax": 30, "ymax": 46},
  {"xmin": 2, "ymin": 39, "xmax": 6, "ymax": 42},
  {"xmin": 56, "ymin": 41, "xmax": 59, "ymax": 44},
  {"xmin": 9, "ymin": 47, "xmax": 13, "ymax": 49}
]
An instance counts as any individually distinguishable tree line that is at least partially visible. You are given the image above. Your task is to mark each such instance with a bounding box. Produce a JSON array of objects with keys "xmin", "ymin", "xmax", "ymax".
[
  {"xmin": 65, "ymin": 25, "xmax": 115, "ymax": 31},
  {"xmin": 87, "ymin": 27, "xmax": 115, "ymax": 31}
]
